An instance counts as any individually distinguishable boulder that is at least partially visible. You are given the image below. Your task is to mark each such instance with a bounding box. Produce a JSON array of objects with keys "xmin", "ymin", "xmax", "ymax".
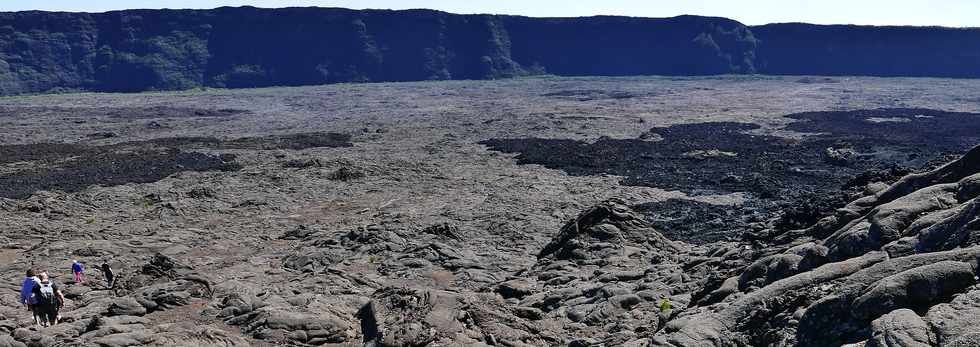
[
  {"xmin": 739, "ymin": 253, "xmax": 803, "ymax": 290},
  {"xmin": 0, "ymin": 335, "xmax": 26, "ymax": 347},
  {"xmin": 263, "ymin": 310, "xmax": 349, "ymax": 344},
  {"xmin": 62, "ymin": 285, "xmax": 92, "ymax": 300},
  {"xmin": 108, "ymin": 297, "xmax": 147, "ymax": 317},
  {"xmin": 152, "ymin": 323, "xmax": 252, "ymax": 346},
  {"xmin": 925, "ymin": 290, "xmax": 980, "ymax": 345},
  {"xmin": 867, "ymin": 309, "xmax": 931, "ymax": 347},
  {"xmin": 361, "ymin": 287, "xmax": 438, "ymax": 347},
  {"xmin": 537, "ymin": 199, "xmax": 679, "ymax": 263},
  {"xmin": 496, "ymin": 279, "xmax": 535, "ymax": 300},
  {"xmin": 654, "ymin": 251, "xmax": 887, "ymax": 346},
  {"xmin": 798, "ymin": 247, "xmax": 980, "ymax": 346},
  {"xmin": 91, "ymin": 332, "xmax": 157, "ymax": 347},
  {"xmin": 956, "ymin": 173, "xmax": 980, "ymax": 202},
  {"xmin": 865, "ymin": 183, "xmax": 959, "ymax": 247},
  {"xmin": 851, "ymin": 261, "xmax": 976, "ymax": 321},
  {"xmin": 867, "ymin": 145, "xmax": 980, "ymax": 208},
  {"xmin": 915, "ymin": 198, "xmax": 980, "ymax": 252}
]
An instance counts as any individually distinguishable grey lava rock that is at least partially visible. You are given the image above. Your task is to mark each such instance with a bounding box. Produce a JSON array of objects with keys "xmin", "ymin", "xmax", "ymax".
[
  {"xmin": 108, "ymin": 297, "xmax": 148, "ymax": 317},
  {"xmin": 868, "ymin": 309, "xmax": 932, "ymax": 347}
]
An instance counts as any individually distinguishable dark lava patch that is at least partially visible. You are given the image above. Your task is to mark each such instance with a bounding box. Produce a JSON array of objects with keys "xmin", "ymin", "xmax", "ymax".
[
  {"xmin": 796, "ymin": 77, "xmax": 840, "ymax": 84},
  {"xmin": 1, "ymin": 132, "xmax": 352, "ymax": 165},
  {"xmin": 541, "ymin": 89, "xmax": 640, "ymax": 101},
  {"xmin": 635, "ymin": 190, "xmax": 859, "ymax": 244},
  {"xmin": 482, "ymin": 108, "xmax": 980, "ymax": 242},
  {"xmin": 105, "ymin": 106, "xmax": 247, "ymax": 119},
  {"xmin": 483, "ymin": 108, "xmax": 980, "ymax": 197},
  {"xmin": 483, "ymin": 122, "xmax": 862, "ymax": 197},
  {"xmin": 0, "ymin": 106, "xmax": 249, "ymax": 119},
  {"xmin": 633, "ymin": 199, "xmax": 764, "ymax": 244},
  {"xmin": 786, "ymin": 108, "xmax": 980, "ymax": 151},
  {"xmin": 141, "ymin": 132, "xmax": 353, "ymax": 151},
  {"xmin": 0, "ymin": 149, "xmax": 239, "ymax": 200},
  {"xmin": 0, "ymin": 143, "xmax": 91, "ymax": 165},
  {"xmin": 0, "ymin": 132, "xmax": 352, "ymax": 199}
]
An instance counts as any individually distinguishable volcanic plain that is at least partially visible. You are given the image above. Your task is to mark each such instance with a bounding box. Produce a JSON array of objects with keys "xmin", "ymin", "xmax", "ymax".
[{"xmin": 1, "ymin": 75, "xmax": 980, "ymax": 346}]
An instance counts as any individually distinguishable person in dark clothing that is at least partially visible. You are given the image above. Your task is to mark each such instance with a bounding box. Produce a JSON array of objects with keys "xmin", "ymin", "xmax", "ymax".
[
  {"xmin": 31, "ymin": 272, "xmax": 65, "ymax": 327},
  {"xmin": 100, "ymin": 262, "xmax": 115, "ymax": 289}
]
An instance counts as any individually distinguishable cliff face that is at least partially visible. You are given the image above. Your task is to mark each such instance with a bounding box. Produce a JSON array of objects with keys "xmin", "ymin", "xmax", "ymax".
[
  {"xmin": 751, "ymin": 23, "xmax": 980, "ymax": 78},
  {"xmin": 504, "ymin": 15, "xmax": 758, "ymax": 76},
  {"xmin": 0, "ymin": 7, "xmax": 758, "ymax": 94},
  {"xmin": 0, "ymin": 7, "xmax": 978, "ymax": 95}
]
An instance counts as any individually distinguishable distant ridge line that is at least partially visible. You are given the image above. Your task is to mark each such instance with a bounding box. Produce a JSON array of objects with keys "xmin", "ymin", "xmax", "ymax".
[{"xmin": 1, "ymin": 7, "xmax": 978, "ymax": 95}]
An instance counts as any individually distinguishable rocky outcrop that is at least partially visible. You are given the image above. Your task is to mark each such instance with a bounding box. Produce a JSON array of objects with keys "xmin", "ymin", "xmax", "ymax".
[
  {"xmin": 536, "ymin": 199, "xmax": 680, "ymax": 263},
  {"xmin": 867, "ymin": 309, "xmax": 932, "ymax": 347},
  {"xmin": 650, "ymin": 145, "xmax": 980, "ymax": 346}
]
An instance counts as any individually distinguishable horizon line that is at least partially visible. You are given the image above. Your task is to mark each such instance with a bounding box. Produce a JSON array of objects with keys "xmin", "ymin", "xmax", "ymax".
[{"xmin": 2, "ymin": 5, "xmax": 977, "ymax": 29}]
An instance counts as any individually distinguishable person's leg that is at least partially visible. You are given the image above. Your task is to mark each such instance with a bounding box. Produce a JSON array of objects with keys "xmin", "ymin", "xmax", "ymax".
[
  {"xmin": 74, "ymin": 272, "xmax": 81, "ymax": 283},
  {"xmin": 38, "ymin": 308, "xmax": 50, "ymax": 327},
  {"xmin": 29, "ymin": 304, "xmax": 39, "ymax": 326}
]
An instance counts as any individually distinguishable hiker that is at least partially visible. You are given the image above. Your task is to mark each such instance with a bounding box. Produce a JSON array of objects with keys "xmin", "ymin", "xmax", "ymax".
[
  {"xmin": 19, "ymin": 269, "xmax": 39, "ymax": 325},
  {"xmin": 32, "ymin": 272, "xmax": 65, "ymax": 327},
  {"xmin": 71, "ymin": 260, "xmax": 84, "ymax": 284},
  {"xmin": 100, "ymin": 262, "xmax": 115, "ymax": 289}
]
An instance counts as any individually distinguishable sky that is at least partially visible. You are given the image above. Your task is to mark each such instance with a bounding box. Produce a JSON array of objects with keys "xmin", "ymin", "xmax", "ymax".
[{"xmin": 1, "ymin": 0, "xmax": 978, "ymax": 27}]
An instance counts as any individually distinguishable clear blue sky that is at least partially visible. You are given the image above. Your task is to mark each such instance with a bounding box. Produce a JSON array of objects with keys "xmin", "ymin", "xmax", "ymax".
[{"xmin": 2, "ymin": 1, "xmax": 978, "ymax": 27}]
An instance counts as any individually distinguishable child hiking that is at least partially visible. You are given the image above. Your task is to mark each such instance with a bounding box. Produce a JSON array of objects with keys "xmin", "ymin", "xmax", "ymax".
[{"xmin": 71, "ymin": 260, "xmax": 84, "ymax": 284}]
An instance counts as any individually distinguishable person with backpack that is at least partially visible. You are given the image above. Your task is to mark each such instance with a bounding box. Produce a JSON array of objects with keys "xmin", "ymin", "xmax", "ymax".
[
  {"xmin": 31, "ymin": 272, "xmax": 65, "ymax": 327},
  {"xmin": 71, "ymin": 260, "xmax": 84, "ymax": 284},
  {"xmin": 19, "ymin": 269, "xmax": 40, "ymax": 325}
]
